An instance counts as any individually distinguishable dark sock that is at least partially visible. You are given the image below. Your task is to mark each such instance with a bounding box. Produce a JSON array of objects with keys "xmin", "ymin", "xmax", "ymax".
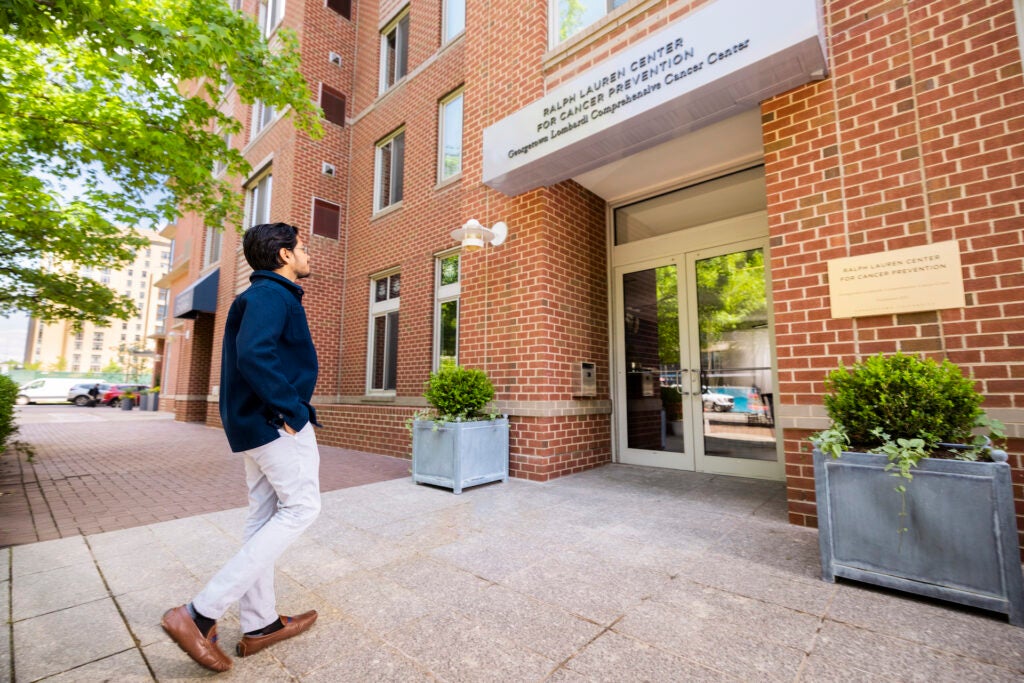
[
  {"xmin": 245, "ymin": 617, "xmax": 284, "ymax": 637},
  {"xmin": 187, "ymin": 603, "xmax": 216, "ymax": 639}
]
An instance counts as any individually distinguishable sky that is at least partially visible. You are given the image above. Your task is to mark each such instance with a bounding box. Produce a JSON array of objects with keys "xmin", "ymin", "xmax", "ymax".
[{"xmin": 0, "ymin": 312, "xmax": 29, "ymax": 363}]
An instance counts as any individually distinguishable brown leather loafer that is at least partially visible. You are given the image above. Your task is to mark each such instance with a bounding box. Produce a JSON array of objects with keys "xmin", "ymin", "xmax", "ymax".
[
  {"xmin": 236, "ymin": 610, "xmax": 318, "ymax": 657},
  {"xmin": 161, "ymin": 605, "xmax": 232, "ymax": 672}
]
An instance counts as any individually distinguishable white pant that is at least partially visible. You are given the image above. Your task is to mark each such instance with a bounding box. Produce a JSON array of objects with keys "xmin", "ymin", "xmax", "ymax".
[{"xmin": 192, "ymin": 423, "xmax": 321, "ymax": 632}]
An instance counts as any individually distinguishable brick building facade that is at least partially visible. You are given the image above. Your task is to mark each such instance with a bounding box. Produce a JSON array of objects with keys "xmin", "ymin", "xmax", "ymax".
[{"xmin": 160, "ymin": 0, "xmax": 1024, "ymax": 550}]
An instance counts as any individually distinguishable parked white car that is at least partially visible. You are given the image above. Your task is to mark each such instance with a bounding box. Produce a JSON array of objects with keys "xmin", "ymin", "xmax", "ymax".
[
  {"xmin": 67, "ymin": 382, "xmax": 113, "ymax": 406},
  {"xmin": 701, "ymin": 388, "xmax": 735, "ymax": 412},
  {"xmin": 16, "ymin": 378, "xmax": 105, "ymax": 405}
]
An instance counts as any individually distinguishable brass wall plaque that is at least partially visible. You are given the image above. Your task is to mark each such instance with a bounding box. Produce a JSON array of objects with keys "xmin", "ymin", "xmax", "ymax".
[{"xmin": 827, "ymin": 240, "xmax": 965, "ymax": 318}]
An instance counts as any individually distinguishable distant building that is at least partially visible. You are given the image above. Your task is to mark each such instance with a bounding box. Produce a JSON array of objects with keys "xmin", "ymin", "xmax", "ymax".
[{"xmin": 24, "ymin": 230, "xmax": 171, "ymax": 380}]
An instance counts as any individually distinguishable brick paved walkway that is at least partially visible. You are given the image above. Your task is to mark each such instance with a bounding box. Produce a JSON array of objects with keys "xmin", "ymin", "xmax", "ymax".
[{"xmin": 0, "ymin": 405, "xmax": 410, "ymax": 547}]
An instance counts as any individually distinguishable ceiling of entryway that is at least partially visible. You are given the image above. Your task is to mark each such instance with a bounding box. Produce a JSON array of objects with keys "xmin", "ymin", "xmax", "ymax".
[{"xmin": 571, "ymin": 108, "xmax": 764, "ymax": 204}]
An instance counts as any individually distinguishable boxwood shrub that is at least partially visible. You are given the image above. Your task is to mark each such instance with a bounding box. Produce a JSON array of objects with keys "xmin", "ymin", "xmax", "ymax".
[
  {"xmin": 823, "ymin": 352, "xmax": 983, "ymax": 448},
  {"xmin": 423, "ymin": 366, "xmax": 494, "ymax": 421}
]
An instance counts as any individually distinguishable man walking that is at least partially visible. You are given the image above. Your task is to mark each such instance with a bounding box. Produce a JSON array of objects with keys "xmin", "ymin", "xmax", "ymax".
[{"xmin": 162, "ymin": 223, "xmax": 321, "ymax": 672}]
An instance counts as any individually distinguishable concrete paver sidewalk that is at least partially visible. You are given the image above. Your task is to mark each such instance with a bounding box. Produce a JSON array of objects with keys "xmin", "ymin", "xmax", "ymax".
[
  {"xmin": 4, "ymin": 465, "xmax": 1024, "ymax": 681},
  {"xmin": 0, "ymin": 406, "xmax": 410, "ymax": 546}
]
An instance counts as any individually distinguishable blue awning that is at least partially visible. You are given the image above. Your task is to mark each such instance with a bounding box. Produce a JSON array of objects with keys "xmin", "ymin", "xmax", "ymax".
[{"xmin": 173, "ymin": 268, "xmax": 219, "ymax": 319}]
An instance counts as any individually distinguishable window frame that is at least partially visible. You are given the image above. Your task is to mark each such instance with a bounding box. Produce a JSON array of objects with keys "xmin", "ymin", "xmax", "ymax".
[
  {"xmin": 259, "ymin": 0, "xmax": 285, "ymax": 38},
  {"xmin": 442, "ymin": 0, "xmax": 465, "ymax": 44},
  {"xmin": 438, "ymin": 88, "xmax": 464, "ymax": 183},
  {"xmin": 367, "ymin": 271, "xmax": 401, "ymax": 394},
  {"xmin": 433, "ymin": 251, "xmax": 461, "ymax": 372},
  {"xmin": 379, "ymin": 8, "xmax": 410, "ymax": 93},
  {"xmin": 246, "ymin": 168, "xmax": 273, "ymax": 229},
  {"xmin": 203, "ymin": 226, "xmax": 222, "ymax": 267},
  {"xmin": 251, "ymin": 99, "xmax": 276, "ymax": 139},
  {"xmin": 550, "ymin": 0, "xmax": 629, "ymax": 47},
  {"xmin": 374, "ymin": 128, "xmax": 405, "ymax": 213}
]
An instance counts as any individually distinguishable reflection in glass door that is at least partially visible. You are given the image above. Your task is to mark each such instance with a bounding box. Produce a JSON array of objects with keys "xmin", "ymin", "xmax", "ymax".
[
  {"xmin": 620, "ymin": 263, "xmax": 694, "ymax": 471},
  {"xmin": 693, "ymin": 247, "xmax": 778, "ymax": 467},
  {"xmin": 617, "ymin": 242, "xmax": 781, "ymax": 478}
]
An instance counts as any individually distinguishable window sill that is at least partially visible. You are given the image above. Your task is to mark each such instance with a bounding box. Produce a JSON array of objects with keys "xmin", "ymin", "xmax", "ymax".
[
  {"xmin": 372, "ymin": 201, "xmax": 404, "ymax": 220},
  {"xmin": 543, "ymin": 0, "xmax": 661, "ymax": 72},
  {"xmin": 435, "ymin": 172, "xmax": 462, "ymax": 191}
]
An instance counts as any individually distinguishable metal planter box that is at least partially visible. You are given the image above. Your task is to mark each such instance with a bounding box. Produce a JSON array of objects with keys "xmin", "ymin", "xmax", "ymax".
[
  {"xmin": 814, "ymin": 448, "xmax": 1024, "ymax": 626},
  {"xmin": 412, "ymin": 418, "xmax": 509, "ymax": 494}
]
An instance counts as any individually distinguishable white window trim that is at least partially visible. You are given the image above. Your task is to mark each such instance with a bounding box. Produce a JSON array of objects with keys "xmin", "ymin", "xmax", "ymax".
[
  {"xmin": 203, "ymin": 226, "xmax": 222, "ymax": 268},
  {"xmin": 245, "ymin": 170, "xmax": 273, "ymax": 229},
  {"xmin": 1016, "ymin": 0, "xmax": 1024, "ymax": 65},
  {"xmin": 438, "ymin": 89, "xmax": 464, "ymax": 183},
  {"xmin": 442, "ymin": 0, "xmax": 465, "ymax": 44},
  {"xmin": 433, "ymin": 251, "xmax": 460, "ymax": 371},
  {"xmin": 374, "ymin": 128, "xmax": 405, "ymax": 213},
  {"xmin": 379, "ymin": 7, "xmax": 410, "ymax": 93},
  {"xmin": 251, "ymin": 99, "xmax": 278, "ymax": 141},
  {"xmin": 548, "ymin": 0, "xmax": 634, "ymax": 49},
  {"xmin": 259, "ymin": 0, "xmax": 286, "ymax": 39},
  {"xmin": 366, "ymin": 270, "xmax": 401, "ymax": 395}
]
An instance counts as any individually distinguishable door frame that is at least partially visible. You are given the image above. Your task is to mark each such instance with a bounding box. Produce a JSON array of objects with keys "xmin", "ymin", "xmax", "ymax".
[{"xmin": 610, "ymin": 211, "xmax": 784, "ymax": 480}]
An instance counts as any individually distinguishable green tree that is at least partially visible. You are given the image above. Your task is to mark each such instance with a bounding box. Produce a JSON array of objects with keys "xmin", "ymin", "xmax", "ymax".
[
  {"xmin": 0, "ymin": 0, "xmax": 323, "ymax": 327},
  {"xmin": 695, "ymin": 249, "xmax": 766, "ymax": 348}
]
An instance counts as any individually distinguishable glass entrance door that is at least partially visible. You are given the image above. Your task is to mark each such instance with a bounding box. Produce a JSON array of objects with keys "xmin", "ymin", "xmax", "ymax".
[{"xmin": 615, "ymin": 240, "xmax": 781, "ymax": 479}]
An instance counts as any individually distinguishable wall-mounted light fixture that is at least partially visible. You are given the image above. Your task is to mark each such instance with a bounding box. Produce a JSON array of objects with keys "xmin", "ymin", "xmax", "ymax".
[{"xmin": 450, "ymin": 219, "xmax": 508, "ymax": 251}]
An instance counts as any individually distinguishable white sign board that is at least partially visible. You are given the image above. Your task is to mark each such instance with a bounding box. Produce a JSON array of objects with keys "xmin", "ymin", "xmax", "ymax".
[
  {"xmin": 482, "ymin": 0, "xmax": 826, "ymax": 196},
  {"xmin": 827, "ymin": 241, "xmax": 966, "ymax": 318}
]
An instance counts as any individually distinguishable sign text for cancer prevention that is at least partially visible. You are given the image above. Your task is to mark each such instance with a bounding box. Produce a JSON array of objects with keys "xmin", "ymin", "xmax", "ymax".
[
  {"xmin": 482, "ymin": 0, "xmax": 826, "ymax": 193},
  {"xmin": 827, "ymin": 241, "xmax": 966, "ymax": 318},
  {"xmin": 506, "ymin": 36, "xmax": 751, "ymax": 162}
]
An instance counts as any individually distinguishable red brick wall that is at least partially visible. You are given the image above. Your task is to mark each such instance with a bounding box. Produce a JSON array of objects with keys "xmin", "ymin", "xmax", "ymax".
[
  {"xmin": 763, "ymin": 1, "xmax": 1024, "ymax": 548},
  {"xmin": 173, "ymin": 1, "xmax": 1023, "ymax": 548},
  {"xmin": 174, "ymin": 313, "xmax": 214, "ymax": 423}
]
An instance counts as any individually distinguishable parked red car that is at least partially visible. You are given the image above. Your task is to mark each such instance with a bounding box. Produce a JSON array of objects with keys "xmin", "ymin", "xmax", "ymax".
[{"xmin": 102, "ymin": 384, "xmax": 150, "ymax": 407}]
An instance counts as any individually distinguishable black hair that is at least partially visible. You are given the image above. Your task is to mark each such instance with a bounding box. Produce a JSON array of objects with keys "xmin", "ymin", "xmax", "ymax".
[{"xmin": 242, "ymin": 223, "xmax": 299, "ymax": 271}]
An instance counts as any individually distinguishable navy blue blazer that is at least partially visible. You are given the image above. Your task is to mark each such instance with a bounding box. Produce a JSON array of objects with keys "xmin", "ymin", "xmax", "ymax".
[{"xmin": 219, "ymin": 270, "xmax": 320, "ymax": 452}]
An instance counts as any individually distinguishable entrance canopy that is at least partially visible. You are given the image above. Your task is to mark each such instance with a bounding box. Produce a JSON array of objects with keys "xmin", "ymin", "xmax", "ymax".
[
  {"xmin": 173, "ymin": 268, "xmax": 219, "ymax": 319},
  {"xmin": 482, "ymin": 0, "xmax": 826, "ymax": 197}
]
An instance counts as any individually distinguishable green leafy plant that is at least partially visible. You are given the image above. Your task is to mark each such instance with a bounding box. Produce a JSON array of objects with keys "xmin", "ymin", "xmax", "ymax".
[
  {"xmin": 422, "ymin": 366, "xmax": 496, "ymax": 422},
  {"xmin": 822, "ymin": 352, "xmax": 983, "ymax": 448},
  {"xmin": 0, "ymin": 374, "xmax": 19, "ymax": 452},
  {"xmin": 812, "ymin": 353, "xmax": 1000, "ymax": 535}
]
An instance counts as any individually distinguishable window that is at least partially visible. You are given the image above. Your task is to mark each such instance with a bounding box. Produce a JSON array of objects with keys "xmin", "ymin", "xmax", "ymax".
[
  {"xmin": 320, "ymin": 84, "xmax": 346, "ymax": 127},
  {"xmin": 552, "ymin": 0, "xmax": 629, "ymax": 45},
  {"xmin": 204, "ymin": 226, "xmax": 222, "ymax": 266},
  {"xmin": 443, "ymin": 0, "xmax": 465, "ymax": 43},
  {"xmin": 238, "ymin": 169, "xmax": 271, "ymax": 290},
  {"xmin": 368, "ymin": 273, "xmax": 400, "ymax": 392},
  {"xmin": 252, "ymin": 100, "xmax": 275, "ymax": 138},
  {"xmin": 258, "ymin": 0, "xmax": 285, "ymax": 38},
  {"xmin": 434, "ymin": 253, "xmax": 460, "ymax": 370},
  {"xmin": 213, "ymin": 129, "xmax": 231, "ymax": 175},
  {"xmin": 326, "ymin": 0, "xmax": 351, "ymax": 20},
  {"xmin": 380, "ymin": 9, "xmax": 409, "ymax": 93},
  {"xmin": 92, "ymin": 332, "xmax": 104, "ymax": 351},
  {"xmin": 438, "ymin": 89, "xmax": 463, "ymax": 181},
  {"xmin": 312, "ymin": 198, "xmax": 341, "ymax": 239},
  {"xmin": 374, "ymin": 129, "xmax": 405, "ymax": 212},
  {"xmin": 247, "ymin": 171, "xmax": 273, "ymax": 228}
]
